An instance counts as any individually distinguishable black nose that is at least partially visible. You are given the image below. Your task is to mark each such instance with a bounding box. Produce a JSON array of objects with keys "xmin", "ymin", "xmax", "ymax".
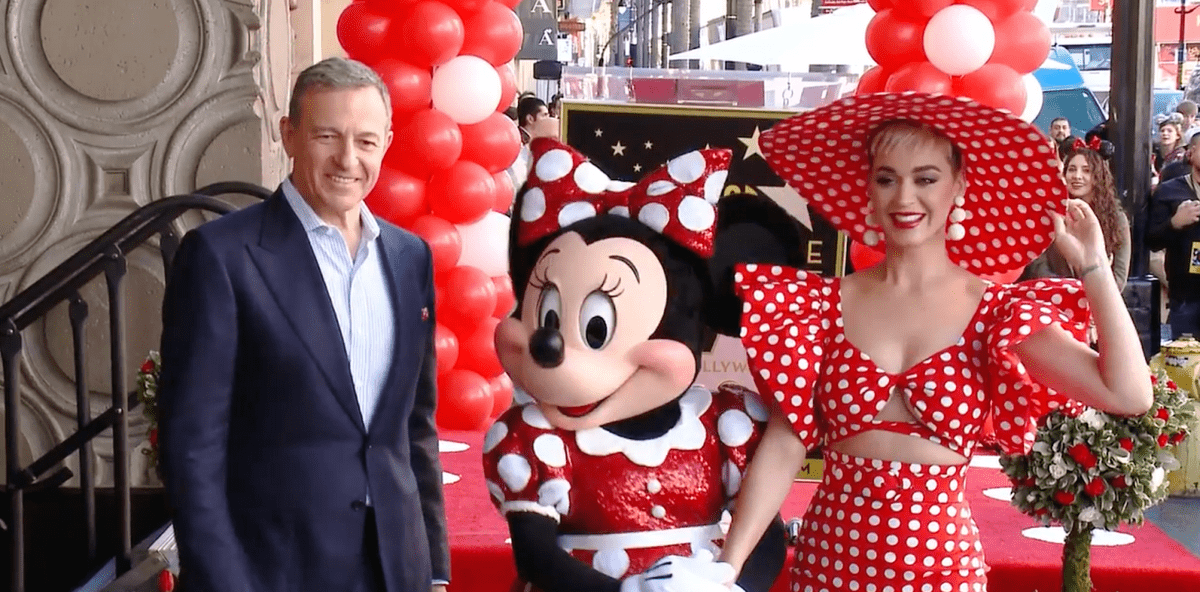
[{"xmin": 529, "ymin": 328, "xmax": 565, "ymax": 368}]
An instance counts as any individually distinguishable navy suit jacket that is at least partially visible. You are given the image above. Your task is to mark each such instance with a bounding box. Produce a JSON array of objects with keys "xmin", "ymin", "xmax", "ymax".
[{"xmin": 158, "ymin": 189, "xmax": 449, "ymax": 592}]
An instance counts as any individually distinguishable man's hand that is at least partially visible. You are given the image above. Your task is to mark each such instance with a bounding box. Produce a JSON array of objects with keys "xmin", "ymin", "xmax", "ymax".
[
  {"xmin": 1172, "ymin": 199, "xmax": 1200, "ymax": 229},
  {"xmin": 432, "ymin": 585, "xmax": 447, "ymax": 592}
]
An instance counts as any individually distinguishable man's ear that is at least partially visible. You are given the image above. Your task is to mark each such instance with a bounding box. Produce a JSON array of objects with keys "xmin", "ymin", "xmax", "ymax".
[
  {"xmin": 704, "ymin": 191, "xmax": 807, "ymax": 336},
  {"xmin": 280, "ymin": 115, "xmax": 295, "ymax": 157}
]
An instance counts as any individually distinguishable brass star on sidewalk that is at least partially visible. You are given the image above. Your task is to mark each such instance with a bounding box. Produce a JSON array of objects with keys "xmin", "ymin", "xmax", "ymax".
[{"xmin": 738, "ymin": 127, "xmax": 764, "ymax": 160}]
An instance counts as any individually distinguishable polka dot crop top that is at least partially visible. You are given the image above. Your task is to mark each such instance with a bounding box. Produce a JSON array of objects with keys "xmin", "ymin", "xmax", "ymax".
[{"xmin": 733, "ymin": 264, "xmax": 1092, "ymax": 457}]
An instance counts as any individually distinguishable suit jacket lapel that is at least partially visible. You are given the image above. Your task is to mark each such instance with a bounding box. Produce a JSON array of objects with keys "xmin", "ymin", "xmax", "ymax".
[
  {"xmin": 249, "ymin": 193, "xmax": 366, "ymax": 433},
  {"xmin": 368, "ymin": 227, "xmax": 416, "ymax": 436}
]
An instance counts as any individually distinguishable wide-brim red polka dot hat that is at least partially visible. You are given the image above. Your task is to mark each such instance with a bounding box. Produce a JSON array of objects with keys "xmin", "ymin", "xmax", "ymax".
[{"xmin": 759, "ymin": 92, "xmax": 1067, "ymax": 275}]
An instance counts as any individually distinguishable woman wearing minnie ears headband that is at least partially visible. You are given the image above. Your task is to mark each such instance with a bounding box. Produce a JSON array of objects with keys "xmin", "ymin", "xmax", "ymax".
[
  {"xmin": 1021, "ymin": 139, "xmax": 1130, "ymax": 291},
  {"xmin": 712, "ymin": 93, "xmax": 1152, "ymax": 592}
]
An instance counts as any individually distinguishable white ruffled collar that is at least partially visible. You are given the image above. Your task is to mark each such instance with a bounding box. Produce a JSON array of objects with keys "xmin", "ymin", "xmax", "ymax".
[{"xmin": 573, "ymin": 386, "xmax": 711, "ymax": 467}]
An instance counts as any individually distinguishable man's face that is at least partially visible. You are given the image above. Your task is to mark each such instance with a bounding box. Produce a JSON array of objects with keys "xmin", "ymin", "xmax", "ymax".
[
  {"xmin": 1188, "ymin": 138, "xmax": 1200, "ymax": 171},
  {"xmin": 280, "ymin": 86, "xmax": 392, "ymax": 221},
  {"xmin": 1050, "ymin": 120, "xmax": 1071, "ymax": 141}
]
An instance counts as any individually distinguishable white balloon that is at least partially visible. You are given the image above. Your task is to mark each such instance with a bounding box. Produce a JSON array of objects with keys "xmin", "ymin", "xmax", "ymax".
[
  {"xmin": 924, "ymin": 5, "xmax": 996, "ymax": 77},
  {"xmin": 455, "ymin": 211, "xmax": 511, "ymax": 277},
  {"xmin": 1019, "ymin": 74, "xmax": 1044, "ymax": 123},
  {"xmin": 431, "ymin": 55, "xmax": 502, "ymax": 125}
]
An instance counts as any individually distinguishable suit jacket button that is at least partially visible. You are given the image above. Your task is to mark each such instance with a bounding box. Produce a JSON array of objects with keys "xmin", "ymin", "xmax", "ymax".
[{"xmin": 351, "ymin": 500, "xmax": 367, "ymax": 511}]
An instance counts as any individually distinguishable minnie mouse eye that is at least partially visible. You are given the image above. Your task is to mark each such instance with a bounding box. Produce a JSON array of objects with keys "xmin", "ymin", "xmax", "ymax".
[
  {"xmin": 538, "ymin": 285, "xmax": 562, "ymax": 331},
  {"xmin": 580, "ymin": 291, "xmax": 616, "ymax": 349}
]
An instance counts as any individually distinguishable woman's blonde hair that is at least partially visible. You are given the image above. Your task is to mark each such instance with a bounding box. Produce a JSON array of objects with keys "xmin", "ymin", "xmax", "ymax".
[{"xmin": 867, "ymin": 120, "xmax": 963, "ymax": 174}]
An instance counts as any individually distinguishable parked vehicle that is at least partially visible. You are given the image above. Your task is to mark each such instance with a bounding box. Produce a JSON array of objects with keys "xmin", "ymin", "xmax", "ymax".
[{"xmin": 1031, "ymin": 46, "xmax": 1107, "ymax": 139}]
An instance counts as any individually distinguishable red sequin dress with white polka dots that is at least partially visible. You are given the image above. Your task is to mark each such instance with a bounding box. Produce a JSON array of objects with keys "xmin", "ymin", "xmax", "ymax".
[
  {"xmin": 481, "ymin": 385, "xmax": 767, "ymax": 591},
  {"xmin": 733, "ymin": 264, "xmax": 1091, "ymax": 592}
]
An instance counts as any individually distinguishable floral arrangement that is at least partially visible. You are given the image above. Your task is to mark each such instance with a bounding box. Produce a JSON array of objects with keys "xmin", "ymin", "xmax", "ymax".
[
  {"xmin": 136, "ymin": 351, "xmax": 161, "ymax": 467},
  {"xmin": 999, "ymin": 372, "xmax": 1195, "ymax": 533},
  {"xmin": 999, "ymin": 371, "xmax": 1197, "ymax": 592}
]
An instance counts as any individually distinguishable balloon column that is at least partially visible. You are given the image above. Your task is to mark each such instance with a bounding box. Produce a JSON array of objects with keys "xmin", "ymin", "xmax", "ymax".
[
  {"xmin": 338, "ymin": 0, "xmax": 524, "ymax": 431},
  {"xmin": 858, "ymin": 0, "xmax": 1049, "ymax": 122}
]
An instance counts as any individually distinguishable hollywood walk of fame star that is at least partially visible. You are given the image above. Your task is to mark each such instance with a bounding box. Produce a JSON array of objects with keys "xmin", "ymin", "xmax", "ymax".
[
  {"xmin": 738, "ymin": 127, "xmax": 763, "ymax": 161},
  {"xmin": 757, "ymin": 185, "xmax": 812, "ymax": 230}
]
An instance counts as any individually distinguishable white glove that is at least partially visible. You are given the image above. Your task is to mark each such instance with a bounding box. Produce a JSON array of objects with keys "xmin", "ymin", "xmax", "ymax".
[{"xmin": 619, "ymin": 550, "xmax": 736, "ymax": 592}]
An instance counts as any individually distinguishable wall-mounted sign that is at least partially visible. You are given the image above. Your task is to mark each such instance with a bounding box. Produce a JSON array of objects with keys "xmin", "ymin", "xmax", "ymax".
[{"xmin": 517, "ymin": 0, "xmax": 559, "ymax": 60}]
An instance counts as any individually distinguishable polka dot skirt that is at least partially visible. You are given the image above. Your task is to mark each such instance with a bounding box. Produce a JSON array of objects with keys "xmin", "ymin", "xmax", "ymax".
[{"xmin": 790, "ymin": 449, "xmax": 986, "ymax": 592}]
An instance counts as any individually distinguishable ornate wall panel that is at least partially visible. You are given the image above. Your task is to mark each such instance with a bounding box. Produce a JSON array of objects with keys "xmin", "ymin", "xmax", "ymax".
[{"xmin": 0, "ymin": 0, "xmax": 293, "ymax": 487}]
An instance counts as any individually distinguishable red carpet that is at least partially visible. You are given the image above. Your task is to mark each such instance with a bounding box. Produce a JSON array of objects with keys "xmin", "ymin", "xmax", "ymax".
[{"xmin": 438, "ymin": 430, "xmax": 1200, "ymax": 592}]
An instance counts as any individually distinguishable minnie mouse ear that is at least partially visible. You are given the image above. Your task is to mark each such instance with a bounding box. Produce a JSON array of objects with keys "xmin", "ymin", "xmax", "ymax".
[{"xmin": 704, "ymin": 191, "xmax": 807, "ymax": 337}]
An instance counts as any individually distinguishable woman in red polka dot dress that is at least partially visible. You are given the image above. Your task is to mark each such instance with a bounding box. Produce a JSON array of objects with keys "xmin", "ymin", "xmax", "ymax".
[{"xmin": 713, "ymin": 93, "xmax": 1153, "ymax": 592}]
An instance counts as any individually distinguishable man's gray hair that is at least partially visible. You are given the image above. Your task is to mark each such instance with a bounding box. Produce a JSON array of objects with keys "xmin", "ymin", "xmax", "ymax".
[{"xmin": 289, "ymin": 57, "xmax": 392, "ymax": 125}]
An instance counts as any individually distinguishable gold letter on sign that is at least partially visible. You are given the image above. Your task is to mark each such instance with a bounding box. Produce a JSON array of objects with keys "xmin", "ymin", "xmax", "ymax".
[{"xmin": 806, "ymin": 240, "xmax": 823, "ymax": 267}]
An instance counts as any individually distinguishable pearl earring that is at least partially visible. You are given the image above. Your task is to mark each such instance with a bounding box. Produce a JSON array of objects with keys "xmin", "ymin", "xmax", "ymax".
[
  {"xmin": 863, "ymin": 229, "xmax": 880, "ymax": 246},
  {"xmin": 947, "ymin": 195, "xmax": 966, "ymax": 241}
]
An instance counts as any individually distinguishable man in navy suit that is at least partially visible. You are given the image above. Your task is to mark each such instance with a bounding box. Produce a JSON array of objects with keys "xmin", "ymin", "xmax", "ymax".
[{"xmin": 158, "ymin": 57, "xmax": 449, "ymax": 592}]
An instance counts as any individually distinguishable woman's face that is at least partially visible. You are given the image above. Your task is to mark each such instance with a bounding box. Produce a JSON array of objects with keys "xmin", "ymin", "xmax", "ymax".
[
  {"xmin": 867, "ymin": 138, "xmax": 964, "ymax": 249},
  {"xmin": 1064, "ymin": 154, "xmax": 1095, "ymax": 200},
  {"xmin": 1161, "ymin": 124, "xmax": 1180, "ymax": 148}
]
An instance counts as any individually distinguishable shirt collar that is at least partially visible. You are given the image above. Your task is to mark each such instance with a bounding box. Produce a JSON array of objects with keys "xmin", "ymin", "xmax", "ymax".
[{"xmin": 281, "ymin": 178, "xmax": 380, "ymax": 243}]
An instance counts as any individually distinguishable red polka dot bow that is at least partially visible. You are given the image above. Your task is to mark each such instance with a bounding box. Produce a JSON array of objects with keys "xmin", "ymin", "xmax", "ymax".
[{"xmin": 517, "ymin": 138, "xmax": 732, "ymax": 258}]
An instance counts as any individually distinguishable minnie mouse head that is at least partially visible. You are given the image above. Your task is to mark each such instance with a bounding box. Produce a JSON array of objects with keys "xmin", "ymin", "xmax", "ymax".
[{"xmin": 496, "ymin": 138, "xmax": 733, "ymax": 432}]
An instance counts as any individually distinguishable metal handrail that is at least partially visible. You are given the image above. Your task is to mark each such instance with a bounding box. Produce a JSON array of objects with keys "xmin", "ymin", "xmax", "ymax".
[{"xmin": 2, "ymin": 181, "xmax": 270, "ymax": 592}]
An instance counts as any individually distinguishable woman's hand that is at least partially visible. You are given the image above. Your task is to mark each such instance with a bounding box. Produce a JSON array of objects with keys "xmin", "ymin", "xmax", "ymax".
[{"xmin": 1050, "ymin": 198, "xmax": 1107, "ymax": 274}]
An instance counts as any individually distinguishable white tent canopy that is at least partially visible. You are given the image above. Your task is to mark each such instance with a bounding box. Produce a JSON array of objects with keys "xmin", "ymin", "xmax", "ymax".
[
  {"xmin": 668, "ymin": 4, "xmax": 876, "ymax": 71},
  {"xmin": 668, "ymin": 0, "xmax": 1061, "ymax": 72}
]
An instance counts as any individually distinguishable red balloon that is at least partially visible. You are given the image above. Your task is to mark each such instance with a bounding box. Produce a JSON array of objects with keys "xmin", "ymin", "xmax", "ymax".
[
  {"xmin": 366, "ymin": 165, "xmax": 427, "ymax": 226},
  {"xmin": 492, "ymin": 274, "xmax": 516, "ymax": 317},
  {"xmin": 410, "ymin": 215, "xmax": 462, "ymax": 274},
  {"xmin": 864, "ymin": 9, "xmax": 928, "ymax": 71},
  {"xmin": 434, "ymin": 323, "xmax": 459, "ymax": 375},
  {"xmin": 953, "ymin": 63, "xmax": 1026, "ymax": 114},
  {"xmin": 387, "ymin": 108, "xmax": 463, "ymax": 178},
  {"xmin": 427, "ymin": 161, "xmax": 497, "ymax": 224},
  {"xmin": 460, "ymin": 113, "xmax": 522, "ymax": 174},
  {"xmin": 337, "ymin": 3, "xmax": 396, "ymax": 64},
  {"xmin": 399, "ymin": 1, "xmax": 465, "ymax": 68},
  {"xmin": 436, "ymin": 368, "xmax": 493, "ymax": 431},
  {"xmin": 496, "ymin": 0, "xmax": 521, "ymax": 10},
  {"xmin": 492, "ymin": 172, "xmax": 515, "ymax": 214},
  {"xmin": 443, "ymin": 0, "xmax": 490, "ymax": 16},
  {"xmin": 987, "ymin": 12, "xmax": 1051, "ymax": 75},
  {"xmin": 440, "ymin": 265, "xmax": 499, "ymax": 334},
  {"xmin": 487, "ymin": 372, "xmax": 513, "ymax": 417},
  {"xmin": 894, "ymin": 0, "xmax": 952, "ymax": 18},
  {"xmin": 959, "ymin": 0, "xmax": 1026, "ymax": 22},
  {"xmin": 849, "ymin": 240, "xmax": 885, "ymax": 271},
  {"xmin": 461, "ymin": 2, "xmax": 524, "ymax": 66},
  {"xmin": 855, "ymin": 66, "xmax": 891, "ymax": 95},
  {"xmin": 496, "ymin": 63, "xmax": 518, "ymax": 112},
  {"xmin": 885, "ymin": 61, "xmax": 953, "ymax": 94},
  {"xmin": 458, "ymin": 317, "xmax": 504, "ymax": 377},
  {"xmin": 373, "ymin": 58, "xmax": 433, "ymax": 113},
  {"xmin": 866, "ymin": 0, "xmax": 892, "ymax": 11},
  {"xmin": 363, "ymin": 0, "xmax": 420, "ymax": 12}
]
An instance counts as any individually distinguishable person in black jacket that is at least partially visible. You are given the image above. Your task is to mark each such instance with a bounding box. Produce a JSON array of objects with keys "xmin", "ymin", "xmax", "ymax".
[{"xmin": 1148, "ymin": 131, "xmax": 1200, "ymax": 338}]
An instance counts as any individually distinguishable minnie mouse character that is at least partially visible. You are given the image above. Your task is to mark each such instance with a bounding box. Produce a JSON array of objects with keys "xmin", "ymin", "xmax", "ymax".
[{"xmin": 482, "ymin": 138, "xmax": 796, "ymax": 592}]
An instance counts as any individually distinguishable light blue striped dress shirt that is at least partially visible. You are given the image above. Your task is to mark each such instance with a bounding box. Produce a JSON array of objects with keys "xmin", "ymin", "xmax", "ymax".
[{"xmin": 281, "ymin": 180, "xmax": 395, "ymax": 428}]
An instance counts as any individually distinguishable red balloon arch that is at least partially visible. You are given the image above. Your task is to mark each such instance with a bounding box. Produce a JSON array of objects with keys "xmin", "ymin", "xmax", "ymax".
[{"xmin": 338, "ymin": 0, "xmax": 523, "ymax": 431}]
